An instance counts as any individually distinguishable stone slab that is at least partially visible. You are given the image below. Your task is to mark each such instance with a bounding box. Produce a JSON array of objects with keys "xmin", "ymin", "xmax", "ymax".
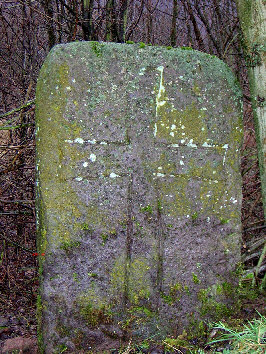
[{"xmin": 36, "ymin": 42, "xmax": 243, "ymax": 353}]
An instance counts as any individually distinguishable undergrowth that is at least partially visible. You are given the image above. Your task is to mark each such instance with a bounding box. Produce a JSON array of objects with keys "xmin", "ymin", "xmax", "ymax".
[{"xmin": 207, "ymin": 312, "xmax": 266, "ymax": 353}]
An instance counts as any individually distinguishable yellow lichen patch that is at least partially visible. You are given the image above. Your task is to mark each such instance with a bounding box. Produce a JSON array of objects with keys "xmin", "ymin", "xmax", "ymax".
[
  {"xmin": 77, "ymin": 288, "xmax": 112, "ymax": 326},
  {"xmin": 110, "ymin": 256, "xmax": 151, "ymax": 304},
  {"xmin": 187, "ymin": 159, "xmax": 224, "ymax": 181},
  {"xmin": 157, "ymin": 177, "xmax": 191, "ymax": 216},
  {"xmin": 128, "ymin": 258, "xmax": 151, "ymax": 304},
  {"xmin": 36, "ymin": 62, "xmax": 90, "ymax": 247},
  {"xmin": 154, "ymin": 66, "xmax": 208, "ymax": 144},
  {"xmin": 192, "ymin": 84, "xmax": 201, "ymax": 96},
  {"xmin": 155, "ymin": 102, "xmax": 208, "ymax": 145},
  {"xmin": 147, "ymin": 152, "xmax": 176, "ymax": 176},
  {"xmin": 199, "ymin": 180, "xmax": 229, "ymax": 218}
]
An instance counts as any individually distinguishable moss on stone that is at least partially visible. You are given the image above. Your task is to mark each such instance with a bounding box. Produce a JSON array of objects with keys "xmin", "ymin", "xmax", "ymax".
[
  {"xmin": 76, "ymin": 290, "xmax": 112, "ymax": 327},
  {"xmin": 60, "ymin": 240, "xmax": 81, "ymax": 252},
  {"xmin": 36, "ymin": 60, "xmax": 87, "ymax": 247},
  {"xmin": 140, "ymin": 204, "xmax": 153, "ymax": 214},
  {"xmin": 180, "ymin": 46, "xmax": 193, "ymax": 50},
  {"xmin": 110, "ymin": 256, "xmax": 151, "ymax": 304},
  {"xmin": 192, "ymin": 273, "xmax": 201, "ymax": 284},
  {"xmin": 90, "ymin": 41, "xmax": 104, "ymax": 57},
  {"xmin": 36, "ymin": 294, "xmax": 45, "ymax": 354},
  {"xmin": 197, "ymin": 281, "xmax": 239, "ymax": 321}
]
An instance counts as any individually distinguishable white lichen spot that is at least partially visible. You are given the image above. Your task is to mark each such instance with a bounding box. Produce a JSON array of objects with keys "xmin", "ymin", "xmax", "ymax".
[
  {"xmin": 213, "ymin": 171, "xmax": 216, "ymax": 174},
  {"xmin": 110, "ymin": 172, "xmax": 120, "ymax": 178},
  {"xmin": 66, "ymin": 86, "xmax": 71, "ymax": 91},
  {"xmin": 187, "ymin": 139, "xmax": 197, "ymax": 148},
  {"xmin": 83, "ymin": 162, "xmax": 88, "ymax": 167},
  {"xmin": 181, "ymin": 139, "xmax": 185, "ymax": 144},
  {"xmin": 180, "ymin": 160, "xmax": 184, "ymax": 165},
  {"xmin": 100, "ymin": 141, "xmax": 107, "ymax": 145},
  {"xmin": 158, "ymin": 166, "xmax": 162, "ymax": 170},
  {"xmin": 156, "ymin": 173, "xmax": 165, "ymax": 177},
  {"xmin": 223, "ymin": 150, "xmax": 228, "ymax": 165},
  {"xmin": 75, "ymin": 177, "xmax": 83, "ymax": 181},
  {"xmin": 214, "ymin": 180, "xmax": 218, "ymax": 184},
  {"xmin": 230, "ymin": 197, "xmax": 238, "ymax": 204},
  {"xmin": 207, "ymin": 217, "xmax": 210, "ymax": 223},
  {"xmin": 222, "ymin": 144, "xmax": 229, "ymax": 149},
  {"xmin": 72, "ymin": 78, "xmax": 76, "ymax": 83},
  {"xmin": 89, "ymin": 154, "xmax": 96, "ymax": 162},
  {"xmin": 55, "ymin": 86, "xmax": 59, "ymax": 90},
  {"xmin": 201, "ymin": 127, "xmax": 205, "ymax": 131},
  {"xmin": 65, "ymin": 139, "xmax": 73, "ymax": 144},
  {"xmin": 171, "ymin": 144, "xmax": 179, "ymax": 148},
  {"xmin": 139, "ymin": 67, "xmax": 146, "ymax": 76},
  {"xmin": 170, "ymin": 132, "xmax": 175, "ymax": 137},
  {"xmin": 74, "ymin": 138, "xmax": 84, "ymax": 144},
  {"xmin": 171, "ymin": 124, "xmax": 176, "ymax": 130},
  {"xmin": 181, "ymin": 125, "xmax": 185, "ymax": 129},
  {"xmin": 87, "ymin": 139, "xmax": 96, "ymax": 144},
  {"xmin": 202, "ymin": 142, "xmax": 212, "ymax": 147},
  {"xmin": 201, "ymin": 107, "xmax": 207, "ymax": 111},
  {"xmin": 186, "ymin": 215, "xmax": 190, "ymax": 218},
  {"xmin": 155, "ymin": 66, "xmax": 166, "ymax": 119},
  {"xmin": 154, "ymin": 123, "xmax": 157, "ymax": 138}
]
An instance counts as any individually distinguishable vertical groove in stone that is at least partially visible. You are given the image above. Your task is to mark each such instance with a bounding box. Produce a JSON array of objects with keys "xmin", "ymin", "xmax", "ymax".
[
  {"xmin": 123, "ymin": 174, "xmax": 133, "ymax": 308},
  {"xmin": 155, "ymin": 190, "xmax": 164, "ymax": 307}
]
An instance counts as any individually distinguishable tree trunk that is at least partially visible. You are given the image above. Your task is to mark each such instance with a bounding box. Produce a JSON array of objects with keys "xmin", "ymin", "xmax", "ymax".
[
  {"xmin": 43, "ymin": 0, "xmax": 56, "ymax": 49},
  {"xmin": 170, "ymin": 0, "xmax": 178, "ymax": 47},
  {"xmin": 118, "ymin": 0, "xmax": 128, "ymax": 43},
  {"xmin": 146, "ymin": 0, "xmax": 153, "ymax": 44},
  {"xmin": 83, "ymin": 0, "xmax": 95, "ymax": 41},
  {"xmin": 236, "ymin": 0, "xmax": 266, "ymax": 217},
  {"xmin": 106, "ymin": 0, "xmax": 118, "ymax": 42}
]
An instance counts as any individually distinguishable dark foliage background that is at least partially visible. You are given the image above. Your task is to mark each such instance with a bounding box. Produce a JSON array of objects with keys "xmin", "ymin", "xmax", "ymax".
[{"xmin": 0, "ymin": 0, "xmax": 265, "ymax": 348}]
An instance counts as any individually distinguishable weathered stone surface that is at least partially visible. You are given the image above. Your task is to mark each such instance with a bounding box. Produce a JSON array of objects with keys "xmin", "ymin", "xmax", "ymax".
[{"xmin": 36, "ymin": 42, "xmax": 243, "ymax": 352}]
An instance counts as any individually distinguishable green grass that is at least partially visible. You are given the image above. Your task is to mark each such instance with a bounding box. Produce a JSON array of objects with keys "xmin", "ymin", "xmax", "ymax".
[{"xmin": 208, "ymin": 312, "xmax": 266, "ymax": 353}]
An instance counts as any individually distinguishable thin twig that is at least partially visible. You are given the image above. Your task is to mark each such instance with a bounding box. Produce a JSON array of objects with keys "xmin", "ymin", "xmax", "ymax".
[
  {"xmin": 0, "ymin": 233, "xmax": 35, "ymax": 253},
  {"xmin": 0, "ymin": 199, "xmax": 34, "ymax": 204},
  {"xmin": 253, "ymin": 243, "xmax": 266, "ymax": 287},
  {"xmin": 0, "ymin": 211, "xmax": 32, "ymax": 216},
  {"xmin": 0, "ymin": 99, "xmax": 35, "ymax": 119},
  {"xmin": 0, "ymin": 123, "xmax": 34, "ymax": 130},
  {"xmin": 244, "ymin": 224, "xmax": 266, "ymax": 232}
]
